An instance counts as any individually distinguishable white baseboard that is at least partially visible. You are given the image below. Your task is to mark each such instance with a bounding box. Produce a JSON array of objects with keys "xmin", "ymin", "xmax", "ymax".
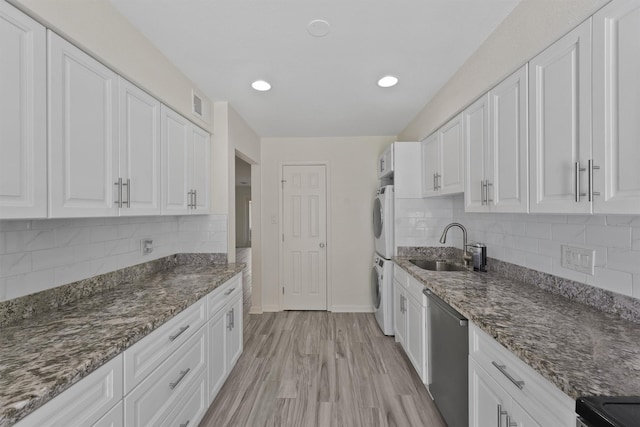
[
  {"xmin": 261, "ymin": 304, "xmax": 281, "ymax": 312},
  {"xmin": 248, "ymin": 306, "xmax": 263, "ymax": 314},
  {"xmin": 330, "ymin": 305, "xmax": 374, "ymax": 313}
]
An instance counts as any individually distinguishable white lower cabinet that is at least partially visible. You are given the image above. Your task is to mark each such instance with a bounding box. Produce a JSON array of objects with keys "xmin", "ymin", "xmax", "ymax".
[
  {"xmin": 14, "ymin": 355, "xmax": 124, "ymax": 427},
  {"xmin": 468, "ymin": 323, "xmax": 575, "ymax": 427},
  {"xmin": 14, "ymin": 273, "xmax": 243, "ymax": 427},
  {"xmin": 392, "ymin": 265, "xmax": 428, "ymax": 384}
]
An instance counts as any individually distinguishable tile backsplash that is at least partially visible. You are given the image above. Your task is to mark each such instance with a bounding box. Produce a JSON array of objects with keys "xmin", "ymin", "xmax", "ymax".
[
  {"xmin": 395, "ymin": 194, "xmax": 640, "ymax": 299},
  {"xmin": 0, "ymin": 215, "xmax": 227, "ymax": 301}
]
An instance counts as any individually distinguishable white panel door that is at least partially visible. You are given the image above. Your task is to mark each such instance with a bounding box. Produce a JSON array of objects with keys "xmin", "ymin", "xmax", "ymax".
[
  {"xmin": 464, "ymin": 94, "xmax": 490, "ymax": 212},
  {"xmin": 529, "ymin": 20, "xmax": 592, "ymax": 214},
  {"xmin": 490, "ymin": 64, "xmax": 529, "ymax": 213},
  {"xmin": 469, "ymin": 358, "xmax": 511, "ymax": 427},
  {"xmin": 48, "ymin": 31, "xmax": 119, "ymax": 218},
  {"xmin": 119, "ymin": 78, "xmax": 161, "ymax": 216},
  {"xmin": 439, "ymin": 113, "xmax": 464, "ymax": 195},
  {"xmin": 191, "ymin": 125, "xmax": 211, "ymax": 214},
  {"xmin": 161, "ymin": 105, "xmax": 190, "ymax": 215},
  {"xmin": 282, "ymin": 164, "xmax": 327, "ymax": 310},
  {"xmin": 421, "ymin": 134, "xmax": 439, "ymax": 197},
  {"xmin": 0, "ymin": 2, "xmax": 46, "ymax": 219},
  {"xmin": 593, "ymin": 0, "xmax": 640, "ymax": 214}
]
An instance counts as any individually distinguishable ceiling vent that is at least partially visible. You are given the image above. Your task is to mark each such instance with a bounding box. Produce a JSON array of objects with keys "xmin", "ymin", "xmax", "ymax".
[{"xmin": 191, "ymin": 89, "xmax": 210, "ymax": 123}]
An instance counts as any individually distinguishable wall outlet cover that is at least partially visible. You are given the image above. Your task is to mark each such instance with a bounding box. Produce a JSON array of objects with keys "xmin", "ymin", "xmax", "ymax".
[{"xmin": 561, "ymin": 245, "xmax": 594, "ymax": 275}]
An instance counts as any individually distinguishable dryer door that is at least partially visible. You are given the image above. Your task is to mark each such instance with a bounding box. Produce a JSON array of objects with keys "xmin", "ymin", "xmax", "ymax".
[
  {"xmin": 373, "ymin": 196, "xmax": 383, "ymax": 239},
  {"xmin": 371, "ymin": 266, "xmax": 381, "ymax": 310}
]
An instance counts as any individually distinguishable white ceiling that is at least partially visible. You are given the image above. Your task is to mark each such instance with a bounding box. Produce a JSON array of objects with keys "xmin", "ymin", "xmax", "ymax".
[{"xmin": 110, "ymin": 0, "xmax": 521, "ymax": 138}]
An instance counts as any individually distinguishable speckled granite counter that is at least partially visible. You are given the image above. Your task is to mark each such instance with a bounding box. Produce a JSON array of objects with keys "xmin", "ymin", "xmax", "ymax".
[
  {"xmin": 394, "ymin": 256, "xmax": 640, "ymax": 401},
  {"xmin": 0, "ymin": 257, "xmax": 244, "ymax": 427}
]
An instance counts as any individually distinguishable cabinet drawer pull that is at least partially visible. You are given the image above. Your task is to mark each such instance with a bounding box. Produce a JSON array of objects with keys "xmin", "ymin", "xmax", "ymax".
[
  {"xmin": 168, "ymin": 325, "xmax": 190, "ymax": 342},
  {"xmin": 224, "ymin": 287, "xmax": 235, "ymax": 296},
  {"xmin": 492, "ymin": 361, "xmax": 525, "ymax": 389},
  {"xmin": 497, "ymin": 403, "xmax": 507, "ymax": 427},
  {"xmin": 169, "ymin": 368, "xmax": 191, "ymax": 390},
  {"xmin": 227, "ymin": 310, "xmax": 233, "ymax": 331},
  {"xmin": 180, "ymin": 421, "xmax": 190, "ymax": 427}
]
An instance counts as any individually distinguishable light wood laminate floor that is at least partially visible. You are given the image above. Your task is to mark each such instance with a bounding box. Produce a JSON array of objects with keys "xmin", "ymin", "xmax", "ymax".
[{"xmin": 200, "ymin": 311, "xmax": 447, "ymax": 427}]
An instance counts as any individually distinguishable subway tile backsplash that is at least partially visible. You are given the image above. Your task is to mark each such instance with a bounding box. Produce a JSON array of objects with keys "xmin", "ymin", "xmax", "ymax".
[
  {"xmin": 0, "ymin": 215, "xmax": 227, "ymax": 301},
  {"xmin": 396, "ymin": 194, "xmax": 640, "ymax": 300}
]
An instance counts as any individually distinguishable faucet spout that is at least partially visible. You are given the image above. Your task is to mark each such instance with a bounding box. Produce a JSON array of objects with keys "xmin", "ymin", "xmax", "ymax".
[{"xmin": 439, "ymin": 223, "xmax": 472, "ymax": 267}]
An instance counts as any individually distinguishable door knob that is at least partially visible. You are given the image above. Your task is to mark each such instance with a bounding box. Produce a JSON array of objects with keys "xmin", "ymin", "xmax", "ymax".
[{"xmin": 319, "ymin": 243, "xmax": 325, "ymax": 248}]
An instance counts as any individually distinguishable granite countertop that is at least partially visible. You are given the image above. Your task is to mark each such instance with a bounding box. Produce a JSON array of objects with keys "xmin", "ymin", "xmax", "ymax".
[
  {"xmin": 0, "ymin": 261, "xmax": 244, "ymax": 427},
  {"xmin": 394, "ymin": 256, "xmax": 640, "ymax": 400}
]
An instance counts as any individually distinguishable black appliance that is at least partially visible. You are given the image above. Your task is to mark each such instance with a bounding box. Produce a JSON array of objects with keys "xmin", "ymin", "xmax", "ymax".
[{"xmin": 576, "ymin": 396, "xmax": 640, "ymax": 427}]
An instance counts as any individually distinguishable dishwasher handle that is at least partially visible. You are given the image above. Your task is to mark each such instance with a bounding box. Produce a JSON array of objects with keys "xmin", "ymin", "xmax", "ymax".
[{"xmin": 425, "ymin": 289, "xmax": 468, "ymax": 327}]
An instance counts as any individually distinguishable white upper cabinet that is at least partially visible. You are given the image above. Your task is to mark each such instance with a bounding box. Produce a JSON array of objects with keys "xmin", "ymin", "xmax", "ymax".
[
  {"xmin": 118, "ymin": 78, "xmax": 161, "ymax": 216},
  {"xmin": 421, "ymin": 113, "xmax": 464, "ymax": 198},
  {"xmin": 421, "ymin": 133, "xmax": 439, "ymax": 197},
  {"xmin": 0, "ymin": 3, "xmax": 47, "ymax": 219},
  {"xmin": 529, "ymin": 20, "xmax": 592, "ymax": 214},
  {"xmin": 466, "ymin": 65, "xmax": 529, "ymax": 213},
  {"xmin": 439, "ymin": 114, "xmax": 464, "ymax": 195},
  {"xmin": 161, "ymin": 105, "xmax": 211, "ymax": 215},
  {"xmin": 592, "ymin": 0, "xmax": 640, "ymax": 214},
  {"xmin": 48, "ymin": 31, "xmax": 119, "ymax": 218}
]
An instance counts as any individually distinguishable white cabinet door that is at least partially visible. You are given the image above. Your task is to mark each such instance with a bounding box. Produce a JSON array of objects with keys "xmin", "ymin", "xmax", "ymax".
[
  {"xmin": 226, "ymin": 294, "xmax": 243, "ymax": 369},
  {"xmin": 161, "ymin": 105, "xmax": 190, "ymax": 215},
  {"xmin": 421, "ymin": 134, "xmax": 439, "ymax": 197},
  {"xmin": 469, "ymin": 358, "xmax": 511, "ymax": 427},
  {"xmin": 207, "ymin": 307, "xmax": 227, "ymax": 403},
  {"xmin": 405, "ymin": 292, "xmax": 426, "ymax": 383},
  {"xmin": 593, "ymin": 0, "xmax": 640, "ymax": 214},
  {"xmin": 48, "ymin": 31, "xmax": 119, "ymax": 218},
  {"xmin": 490, "ymin": 64, "xmax": 529, "ymax": 213},
  {"xmin": 439, "ymin": 113, "xmax": 464, "ymax": 195},
  {"xmin": 394, "ymin": 142, "xmax": 422, "ymax": 199},
  {"xmin": 393, "ymin": 280, "xmax": 406, "ymax": 347},
  {"xmin": 119, "ymin": 79, "xmax": 161, "ymax": 216},
  {"xmin": 191, "ymin": 125, "xmax": 211, "ymax": 214},
  {"xmin": 529, "ymin": 20, "xmax": 592, "ymax": 214},
  {"xmin": 509, "ymin": 400, "xmax": 542, "ymax": 427},
  {"xmin": 93, "ymin": 401, "xmax": 123, "ymax": 427},
  {"xmin": 0, "ymin": 2, "xmax": 47, "ymax": 219},
  {"xmin": 464, "ymin": 94, "xmax": 490, "ymax": 212}
]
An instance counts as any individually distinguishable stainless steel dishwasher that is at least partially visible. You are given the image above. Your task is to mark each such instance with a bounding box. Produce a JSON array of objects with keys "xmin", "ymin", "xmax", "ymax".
[{"xmin": 425, "ymin": 289, "xmax": 468, "ymax": 427}]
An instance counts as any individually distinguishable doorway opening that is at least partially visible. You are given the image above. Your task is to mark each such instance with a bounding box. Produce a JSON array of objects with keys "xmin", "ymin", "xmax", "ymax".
[{"xmin": 235, "ymin": 156, "xmax": 252, "ymax": 317}]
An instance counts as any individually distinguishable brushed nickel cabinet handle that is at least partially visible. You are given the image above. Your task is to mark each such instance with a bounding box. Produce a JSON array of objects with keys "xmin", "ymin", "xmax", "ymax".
[
  {"xmin": 481, "ymin": 180, "xmax": 486, "ymax": 205},
  {"xmin": 193, "ymin": 189, "xmax": 197, "ymax": 209},
  {"xmin": 497, "ymin": 404, "xmax": 507, "ymax": 427},
  {"xmin": 492, "ymin": 361, "xmax": 525, "ymax": 389},
  {"xmin": 224, "ymin": 288, "xmax": 235, "ymax": 296},
  {"xmin": 168, "ymin": 325, "xmax": 190, "ymax": 342},
  {"xmin": 180, "ymin": 421, "xmax": 190, "ymax": 427},
  {"xmin": 506, "ymin": 414, "xmax": 517, "ymax": 427},
  {"xmin": 114, "ymin": 178, "xmax": 123, "ymax": 208},
  {"xmin": 169, "ymin": 368, "xmax": 190, "ymax": 390},
  {"xmin": 486, "ymin": 180, "xmax": 493, "ymax": 203},
  {"xmin": 122, "ymin": 178, "xmax": 131, "ymax": 208},
  {"xmin": 589, "ymin": 159, "xmax": 600, "ymax": 201}
]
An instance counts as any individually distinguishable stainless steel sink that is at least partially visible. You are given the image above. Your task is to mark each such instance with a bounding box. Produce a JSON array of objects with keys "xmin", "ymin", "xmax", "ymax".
[{"xmin": 409, "ymin": 259, "xmax": 468, "ymax": 272}]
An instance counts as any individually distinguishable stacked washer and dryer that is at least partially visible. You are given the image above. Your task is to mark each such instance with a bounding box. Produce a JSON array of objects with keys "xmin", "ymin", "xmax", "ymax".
[
  {"xmin": 372, "ymin": 142, "xmax": 422, "ymax": 336},
  {"xmin": 372, "ymin": 145, "xmax": 396, "ymax": 335}
]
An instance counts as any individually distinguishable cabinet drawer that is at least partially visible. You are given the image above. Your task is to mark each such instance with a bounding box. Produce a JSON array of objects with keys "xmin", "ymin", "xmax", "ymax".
[
  {"xmin": 15, "ymin": 355, "xmax": 123, "ymax": 427},
  {"xmin": 160, "ymin": 370, "xmax": 208, "ymax": 427},
  {"xmin": 393, "ymin": 264, "xmax": 409, "ymax": 288},
  {"xmin": 93, "ymin": 401, "xmax": 123, "ymax": 427},
  {"xmin": 124, "ymin": 325, "xmax": 207, "ymax": 427},
  {"xmin": 207, "ymin": 273, "xmax": 242, "ymax": 318},
  {"xmin": 124, "ymin": 298, "xmax": 206, "ymax": 394},
  {"xmin": 469, "ymin": 324, "xmax": 574, "ymax": 426}
]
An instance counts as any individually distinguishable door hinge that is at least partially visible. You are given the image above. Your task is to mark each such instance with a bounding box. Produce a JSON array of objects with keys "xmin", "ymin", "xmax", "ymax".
[
  {"xmin": 282, "ymin": 287, "xmax": 285, "ymax": 295},
  {"xmin": 282, "ymin": 234, "xmax": 284, "ymax": 242},
  {"xmin": 281, "ymin": 179, "xmax": 286, "ymax": 189}
]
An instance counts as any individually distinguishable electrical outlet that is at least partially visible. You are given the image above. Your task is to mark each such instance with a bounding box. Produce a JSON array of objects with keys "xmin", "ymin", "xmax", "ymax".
[
  {"xmin": 561, "ymin": 245, "xmax": 594, "ymax": 275},
  {"xmin": 141, "ymin": 239, "xmax": 153, "ymax": 255}
]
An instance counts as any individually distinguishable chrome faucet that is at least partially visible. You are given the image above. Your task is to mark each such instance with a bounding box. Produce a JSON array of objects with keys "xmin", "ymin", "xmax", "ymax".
[{"xmin": 439, "ymin": 223, "xmax": 473, "ymax": 267}]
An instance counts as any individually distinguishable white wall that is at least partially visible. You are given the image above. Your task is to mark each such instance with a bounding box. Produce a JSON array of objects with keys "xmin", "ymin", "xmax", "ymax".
[
  {"xmin": 399, "ymin": 0, "xmax": 610, "ymax": 141},
  {"xmin": 0, "ymin": 215, "xmax": 227, "ymax": 301},
  {"xmin": 260, "ymin": 136, "xmax": 393, "ymax": 312},
  {"xmin": 10, "ymin": 0, "xmax": 213, "ymax": 132}
]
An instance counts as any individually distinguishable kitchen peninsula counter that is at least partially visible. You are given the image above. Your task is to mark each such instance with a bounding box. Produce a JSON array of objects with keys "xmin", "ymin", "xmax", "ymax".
[
  {"xmin": 394, "ymin": 256, "xmax": 640, "ymax": 401},
  {"xmin": 0, "ymin": 256, "xmax": 244, "ymax": 427}
]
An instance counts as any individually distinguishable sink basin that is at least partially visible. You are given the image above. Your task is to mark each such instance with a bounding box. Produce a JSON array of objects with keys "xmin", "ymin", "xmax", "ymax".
[{"xmin": 409, "ymin": 259, "xmax": 468, "ymax": 272}]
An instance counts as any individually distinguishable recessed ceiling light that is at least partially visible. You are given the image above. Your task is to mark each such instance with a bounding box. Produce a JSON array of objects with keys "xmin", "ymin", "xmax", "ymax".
[
  {"xmin": 308, "ymin": 19, "xmax": 331, "ymax": 37},
  {"xmin": 251, "ymin": 80, "xmax": 271, "ymax": 91},
  {"xmin": 377, "ymin": 75, "xmax": 399, "ymax": 88}
]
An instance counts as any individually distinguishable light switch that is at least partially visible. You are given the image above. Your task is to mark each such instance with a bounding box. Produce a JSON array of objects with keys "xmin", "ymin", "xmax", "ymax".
[{"xmin": 561, "ymin": 245, "xmax": 594, "ymax": 275}]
